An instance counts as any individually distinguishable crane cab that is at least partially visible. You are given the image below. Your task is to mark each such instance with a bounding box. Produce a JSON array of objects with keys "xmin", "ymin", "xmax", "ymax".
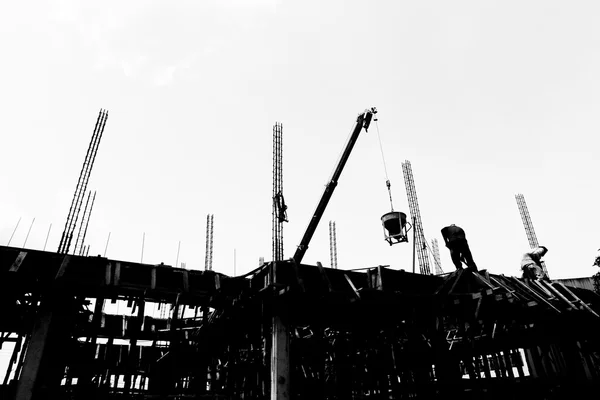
[{"xmin": 381, "ymin": 211, "xmax": 411, "ymax": 245}]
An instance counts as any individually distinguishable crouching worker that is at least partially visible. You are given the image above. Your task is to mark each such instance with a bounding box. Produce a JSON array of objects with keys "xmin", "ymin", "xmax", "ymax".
[
  {"xmin": 441, "ymin": 224, "xmax": 478, "ymax": 271},
  {"xmin": 521, "ymin": 246, "xmax": 548, "ymax": 280}
]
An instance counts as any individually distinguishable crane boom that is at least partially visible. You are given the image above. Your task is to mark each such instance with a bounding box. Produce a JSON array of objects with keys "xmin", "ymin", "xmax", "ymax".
[{"xmin": 293, "ymin": 107, "xmax": 376, "ymax": 265}]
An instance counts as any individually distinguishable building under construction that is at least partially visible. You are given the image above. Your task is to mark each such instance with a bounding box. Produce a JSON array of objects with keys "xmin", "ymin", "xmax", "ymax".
[
  {"xmin": 2, "ymin": 245, "xmax": 600, "ymax": 400},
  {"xmin": 2, "ymin": 108, "xmax": 600, "ymax": 399}
]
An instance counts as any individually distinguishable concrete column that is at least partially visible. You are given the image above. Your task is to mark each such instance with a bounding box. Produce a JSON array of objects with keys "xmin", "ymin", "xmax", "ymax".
[
  {"xmin": 270, "ymin": 262, "xmax": 290, "ymax": 400},
  {"xmin": 14, "ymin": 311, "xmax": 54, "ymax": 400},
  {"xmin": 14, "ymin": 293, "xmax": 77, "ymax": 400},
  {"xmin": 270, "ymin": 314, "xmax": 290, "ymax": 400}
]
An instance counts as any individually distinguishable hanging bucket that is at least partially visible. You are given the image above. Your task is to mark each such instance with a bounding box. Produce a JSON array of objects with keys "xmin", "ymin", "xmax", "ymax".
[{"xmin": 381, "ymin": 211, "xmax": 411, "ymax": 245}]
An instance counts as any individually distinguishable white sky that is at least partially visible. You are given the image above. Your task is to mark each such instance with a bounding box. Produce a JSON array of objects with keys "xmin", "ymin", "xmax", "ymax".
[{"xmin": 1, "ymin": 1, "xmax": 599, "ymax": 279}]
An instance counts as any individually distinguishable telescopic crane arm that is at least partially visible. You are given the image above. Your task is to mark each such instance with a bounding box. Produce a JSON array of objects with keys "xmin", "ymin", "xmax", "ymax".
[{"xmin": 292, "ymin": 107, "xmax": 376, "ymax": 265}]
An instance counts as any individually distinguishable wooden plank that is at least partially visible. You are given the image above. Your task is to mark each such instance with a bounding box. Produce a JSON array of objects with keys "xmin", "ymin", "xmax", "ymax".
[
  {"xmin": 54, "ymin": 255, "xmax": 71, "ymax": 279},
  {"xmin": 509, "ymin": 277, "xmax": 562, "ymax": 314},
  {"xmin": 150, "ymin": 266, "xmax": 157, "ymax": 290},
  {"xmin": 547, "ymin": 344, "xmax": 566, "ymax": 377},
  {"xmin": 9, "ymin": 251, "xmax": 27, "ymax": 272},
  {"xmin": 481, "ymin": 353, "xmax": 492, "ymax": 379},
  {"xmin": 523, "ymin": 347, "xmax": 541, "ymax": 378},
  {"xmin": 344, "ymin": 274, "xmax": 361, "ymax": 300},
  {"xmin": 114, "ymin": 262, "xmax": 122, "ymax": 286},
  {"xmin": 182, "ymin": 270, "xmax": 190, "ymax": 293},
  {"xmin": 3, "ymin": 335, "xmax": 22, "ymax": 385},
  {"xmin": 447, "ymin": 270, "xmax": 464, "ymax": 295},
  {"xmin": 316, "ymin": 262, "xmax": 332, "ymax": 293},
  {"xmin": 512, "ymin": 349, "xmax": 525, "ymax": 378},
  {"xmin": 125, "ymin": 297, "xmax": 146, "ymax": 394},
  {"xmin": 474, "ymin": 297, "xmax": 483, "ymax": 319},
  {"xmin": 289, "ymin": 259, "xmax": 305, "ymax": 292},
  {"xmin": 471, "ymin": 272, "xmax": 495, "ymax": 290},
  {"xmin": 480, "ymin": 269, "xmax": 491, "ymax": 282},
  {"xmin": 489, "ymin": 276, "xmax": 522, "ymax": 301},
  {"xmin": 494, "ymin": 352, "xmax": 506, "ymax": 378},
  {"xmin": 472, "ymin": 354, "xmax": 482, "ymax": 379},
  {"xmin": 502, "ymin": 349, "xmax": 515, "ymax": 379},
  {"xmin": 434, "ymin": 270, "xmax": 462, "ymax": 295},
  {"xmin": 576, "ymin": 341, "xmax": 597, "ymax": 380},
  {"xmin": 105, "ymin": 262, "xmax": 112, "ymax": 286},
  {"xmin": 376, "ymin": 266, "xmax": 384, "ymax": 290},
  {"xmin": 538, "ymin": 281, "xmax": 575, "ymax": 311},
  {"xmin": 531, "ymin": 280, "xmax": 556, "ymax": 299},
  {"xmin": 553, "ymin": 282, "xmax": 600, "ymax": 318}
]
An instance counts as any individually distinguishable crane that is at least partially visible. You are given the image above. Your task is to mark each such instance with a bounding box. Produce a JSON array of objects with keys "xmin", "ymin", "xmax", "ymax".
[{"xmin": 293, "ymin": 108, "xmax": 376, "ymax": 265}]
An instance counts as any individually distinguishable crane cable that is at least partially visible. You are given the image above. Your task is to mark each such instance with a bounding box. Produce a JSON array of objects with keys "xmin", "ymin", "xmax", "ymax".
[{"xmin": 375, "ymin": 119, "xmax": 394, "ymax": 211}]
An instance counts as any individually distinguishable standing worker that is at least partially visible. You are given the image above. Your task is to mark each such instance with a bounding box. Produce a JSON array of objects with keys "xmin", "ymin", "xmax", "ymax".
[
  {"xmin": 441, "ymin": 224, "xmax": 478, "ymax": 271},
  {"xmin": 520, "ymin": 246, "xmax": 548, "ymax": 280}
]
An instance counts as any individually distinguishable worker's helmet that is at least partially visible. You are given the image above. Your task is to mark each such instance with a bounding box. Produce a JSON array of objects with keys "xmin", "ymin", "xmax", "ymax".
[{"xmin": 539, "ymin": 246, "xmax": 548, "ymax": 255}]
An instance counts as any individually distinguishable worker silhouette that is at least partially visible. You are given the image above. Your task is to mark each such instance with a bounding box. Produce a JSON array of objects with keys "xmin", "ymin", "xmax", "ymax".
[
  {"xmin": 441, "ymin": 224, "xmax": 478, "ymax": 271},
  {"xmin": 521, "ymin": 246, "xmax": 548, "ymax": 280}
]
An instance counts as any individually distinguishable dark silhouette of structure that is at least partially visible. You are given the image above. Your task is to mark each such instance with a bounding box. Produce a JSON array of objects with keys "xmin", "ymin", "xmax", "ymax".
[{"xmin": 2, "ymin": 245, "xmax": 600, "ymax": 400}]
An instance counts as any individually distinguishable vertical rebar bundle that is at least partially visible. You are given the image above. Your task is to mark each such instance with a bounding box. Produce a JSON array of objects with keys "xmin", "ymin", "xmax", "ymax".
[
  {"xmin": 431, "ymin": 238, "xmax": 443, "ymax": 274},
  {"xmin": 515, "ymin": 193, "xmax": 549, "ymax": 278},
  {"xmin": 58, "ymin": 109, "xmax": 108, "ymax": 254},
  {"xmin": 272, "ymin": 122, "xmax": 286, "ymax": 261},
  {"xmin": 205, "ymin": 214, "xmax": 214, "ymax": 271},
  {"xmin": 22, "ymin": 218, "xmax": 36, "ymax": 248},
  {"xmin": 402, "ymin": 160, "xmax": 431, "ymax": 275},
  {"xmin": 329, "ymin": 221, "xmax": 338, "ymax": 269},
  {"xmin": 7, "ymin": 217, "xmax": 21, "ymax": 246},
  {"xmin": 74, "ymin": 191, "xmax": 96, "ymax": 255},
  {"xmin": 43, "ymin": 223, "xmax": 52, "ymax": 251}
]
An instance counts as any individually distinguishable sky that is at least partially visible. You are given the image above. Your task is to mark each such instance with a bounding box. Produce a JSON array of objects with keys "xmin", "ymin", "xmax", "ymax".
[{"xmin": 0, "ymin": 0, "xmax": 599, "ymax": 280}]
